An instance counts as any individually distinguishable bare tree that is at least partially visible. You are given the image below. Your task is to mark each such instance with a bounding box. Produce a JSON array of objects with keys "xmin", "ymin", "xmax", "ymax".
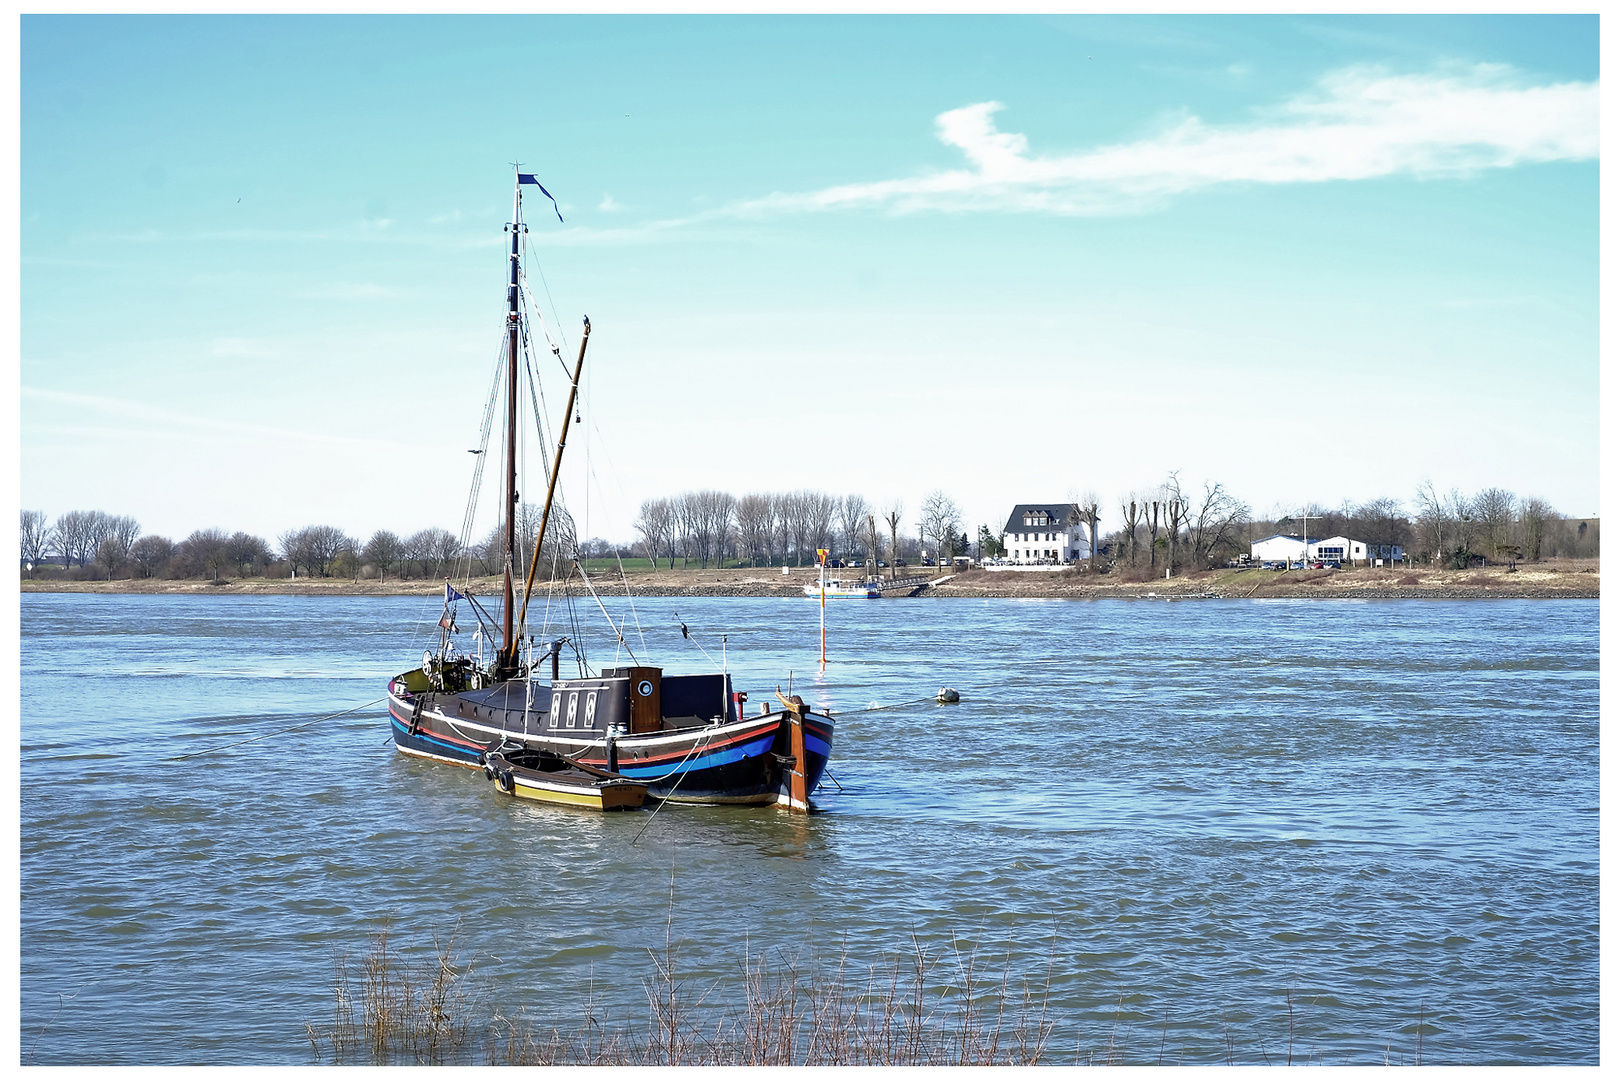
[
  {"xmin": 1188, "ymin": 481, "xmax": 1249, "ymax": 567},
  {"xmin": 363, "ymin": 530, "xmax": 404, "ymax": 581},
  {"xmin": 53, "ymin": 510, "xmax": 111, "ymax": 568},
  {"xmin": 884, "ymin": 504, "xmax": 902, "ymax": 580},
  {"xmin": 1446, "ymin": 488, "xmax": 1479, "ymax": 567},
  {"xmin": 678, "ymin": 490, "xmax": 735, "ymax": 569},
  {"xmin": 920, "ymin": 490, "xmax": 962, "ymax": 568},
  {"xmin": 20, "ymin": 511, "xmax": 52, "ymax": 567},
  {"xmin": 1160, "ymin": 475, "xmax": 1188, "ymax": 573},
  {"xmin": 1519, "ymin": 496, "xmax": 1554, "ymax": 562},
  {"xmin": 838, "ymin": 494, "xmax": 870, "ymax": 562},
  {"xmin": 224, "ymin": 532, "xmax": 269, "ymax": 577},
  {"xmin": 128, "ymin": 534, "xmax": 173, "ymax": 578},
  {"xmin": 1348, "ymin": 496, "xmax": 1409, "ymax": 565},
  {"xmin": 402, "ymin": 527, "xmax": 457, "ymax": 579},
  {"xmin": 1071, "ymin": 491, "xmax": 1101, "ymax": 571},
  {"xmin": 95, "ymin": 516, "xmax": 140, "ymax": 578},
  {"xmin": 1412, "ymin": 481, "xmax": 1448, "ymax": 565},
  {"xmin": 634, "ymin": 498, "xmax": 674, "ymax": 569},
  {"xmin": 180, "ymin": 528, "xmax": 232, "ymax": 580},
  {"xmin": 808, "ymin": 492, "xmax": 838, "ymax": 560},
  {"xmin": 1118, "ymin": 496, "xmax": 1143, "ymax": 566},
  {"xmin": 425, "ymin": 527, "xmax": 463, "ymax": 579},
  {"xmin": 1144, "ymin": 496, "xmax": 1162, "ymax": 569},
  {"xmin": 1473, "ymin": 487, "xmax": 1517, "ymax": 561},
  {"xmin": 864, "ymin": 513, "xmax": 883, "ymax": 572},
  {"xmin": 734, "ymin": 494, "xmax": 772, "ymax": 567}
]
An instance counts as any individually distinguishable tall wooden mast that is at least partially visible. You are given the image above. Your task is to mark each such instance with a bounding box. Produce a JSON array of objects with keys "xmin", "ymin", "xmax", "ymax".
[{"xmin": 499, "ymin": 171, "xmax": 527, "ymax": 678}]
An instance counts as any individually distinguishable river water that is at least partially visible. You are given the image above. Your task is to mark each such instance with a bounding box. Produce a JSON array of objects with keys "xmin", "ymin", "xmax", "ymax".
[{"xmin": 18, "ymin": 593, "xmax": 1599, "ymax": 1065}]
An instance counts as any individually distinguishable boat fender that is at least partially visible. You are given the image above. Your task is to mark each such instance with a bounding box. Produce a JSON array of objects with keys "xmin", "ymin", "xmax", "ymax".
[{"xmin": 497, "ymin": 768, "xmax": 515, "ymax": 794}]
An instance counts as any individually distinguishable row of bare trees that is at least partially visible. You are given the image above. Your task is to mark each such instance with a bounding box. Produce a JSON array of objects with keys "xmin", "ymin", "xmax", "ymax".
[
  {"xmin": 631, "ymin": 490, "xmax": 969, "ymax": 573},
  {"xmin": 1110, "ymin": 474, "xmax": 1252, "ymax": 573},
  {"xmin": 1408, "ymin": 483, "xmax": 1585, "ymax": 566},
  {"xmin": 1101, "ymin": 476, "xmax": 1589, "ymax": 574},
  {"xmin": 21, "ymin": 510, "xmax": 497, "ymax": 582}
]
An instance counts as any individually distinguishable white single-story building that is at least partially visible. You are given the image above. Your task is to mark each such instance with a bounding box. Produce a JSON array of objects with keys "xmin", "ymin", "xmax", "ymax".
[
  {"xmin": 1252, "ymin": 533, "xmax": 1404, "ymax": 566},
  {"xmin": 998, "ymin": 503, "xmax": 1091, "ymax": 567},
  {"xmin": 1309, "ymin": 536, "xmax": 1404, "ymax": 565},
  {"xmin": 1251, "ymin": 534, "xmax": 1307, "ymax": 563}
]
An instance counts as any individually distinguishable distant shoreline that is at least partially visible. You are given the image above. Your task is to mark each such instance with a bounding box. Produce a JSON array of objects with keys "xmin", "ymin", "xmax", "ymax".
[{"xmin": 18, "ymin": 560, "xmax": 1599, "ymax": 600}]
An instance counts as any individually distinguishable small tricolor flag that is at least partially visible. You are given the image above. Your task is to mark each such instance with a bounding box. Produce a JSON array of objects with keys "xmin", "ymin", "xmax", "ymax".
[{"xmin": 518, "ymin": 173, "xmax": 565, "ymax": 223}]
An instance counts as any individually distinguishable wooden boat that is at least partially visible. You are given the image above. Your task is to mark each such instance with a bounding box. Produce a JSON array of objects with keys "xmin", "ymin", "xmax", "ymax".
[
  {"xmin": 480, "ymin": 740, "xmax": 647, "ymax": 810},
  {"xmin": 387, "ymin": 168, "xmax": 833, "ymax": 811}
]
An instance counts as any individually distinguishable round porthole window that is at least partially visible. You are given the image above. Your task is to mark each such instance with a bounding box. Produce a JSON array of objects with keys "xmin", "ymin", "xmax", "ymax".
[{"xmin": 637, "ymin": 680, "xmax": 654, "ymax": 697}]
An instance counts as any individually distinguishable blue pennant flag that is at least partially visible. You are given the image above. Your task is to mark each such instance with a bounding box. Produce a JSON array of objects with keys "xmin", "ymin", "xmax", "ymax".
[
  {"xmin": 518, "ymin": 174, "xmax": 564, "ymax": 223},
  {"xmin": 445, "ymin": 582, "xmax": 465, "ymax": 603}
]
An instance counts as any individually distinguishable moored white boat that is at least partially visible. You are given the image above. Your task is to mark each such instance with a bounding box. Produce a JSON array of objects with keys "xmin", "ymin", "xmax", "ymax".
[{"xmin": 802, "ymin": 577, "xmax": 881, "ymax": 599}]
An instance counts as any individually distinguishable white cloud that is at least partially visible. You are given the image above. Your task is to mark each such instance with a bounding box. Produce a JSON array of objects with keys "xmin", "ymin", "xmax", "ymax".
[
  {"xmin": 742, "ymin": 63, "xmax": 1597, "ymax": 217},
  {"xmin": 599, "ymin": 194, "xmax": 624, "ymax": 212}
]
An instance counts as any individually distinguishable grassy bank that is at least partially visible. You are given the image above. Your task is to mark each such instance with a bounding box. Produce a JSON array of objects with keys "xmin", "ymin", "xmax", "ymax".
[{"xmin": 21, "ymin": 558, "xmax": 1598, "ymax": 600}]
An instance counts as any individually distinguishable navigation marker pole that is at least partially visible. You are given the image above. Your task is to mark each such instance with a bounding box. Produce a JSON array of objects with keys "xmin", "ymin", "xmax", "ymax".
[{"xmin": 816, "ymin": 547, "xmax": 829, "ymax": 670}]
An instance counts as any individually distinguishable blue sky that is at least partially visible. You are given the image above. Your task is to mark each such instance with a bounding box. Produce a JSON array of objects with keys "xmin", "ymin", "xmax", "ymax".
[{"xmin": 18, "ymin": 14, "xmax": 1599, "ymax": 549}]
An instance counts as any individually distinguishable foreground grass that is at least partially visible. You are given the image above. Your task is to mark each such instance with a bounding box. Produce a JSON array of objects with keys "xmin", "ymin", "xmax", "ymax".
[
  {"xmin": 304, "ymin": 921, "xmax": 1468, "ymax": 1066},
  {"xmin": 306, "ymin": 920, "xmax": 1055, "ymax": 1066}
]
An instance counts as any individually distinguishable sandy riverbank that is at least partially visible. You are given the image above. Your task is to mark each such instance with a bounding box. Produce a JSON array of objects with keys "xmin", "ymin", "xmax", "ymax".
[{"xmin": 19, "ymin": 559, "xmax": 1598, "ymax": 599}]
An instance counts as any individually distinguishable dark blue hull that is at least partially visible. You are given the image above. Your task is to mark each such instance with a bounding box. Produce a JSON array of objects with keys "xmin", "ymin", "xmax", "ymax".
[{"xmin": 389, "ymin": 689, "xmax": 832, "ymax": 807}]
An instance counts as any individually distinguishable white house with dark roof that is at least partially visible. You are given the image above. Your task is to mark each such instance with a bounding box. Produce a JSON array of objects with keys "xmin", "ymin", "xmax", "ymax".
[{"xmin": 999, "ymin": 503, "xmax": 1090, "ymax": 566}]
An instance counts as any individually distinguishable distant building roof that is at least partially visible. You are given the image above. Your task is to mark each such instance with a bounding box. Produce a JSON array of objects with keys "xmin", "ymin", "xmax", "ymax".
[
  {"xmin": 1002, "ymin": 503, "xmax": 1081, "ymax": 535},
  {"xmin": 1252, "ymin": 533, "xmax": 1304, "ymax": 544}
]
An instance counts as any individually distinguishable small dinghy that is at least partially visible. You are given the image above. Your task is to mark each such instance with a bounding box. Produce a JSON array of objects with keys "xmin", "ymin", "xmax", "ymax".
[{"xmin": 480, "ymin": 739, "xmax": 648, "ymax": 811}]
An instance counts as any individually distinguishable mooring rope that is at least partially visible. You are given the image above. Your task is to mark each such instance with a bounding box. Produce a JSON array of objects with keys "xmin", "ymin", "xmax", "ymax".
[
  {"xmin": 168, "ymin": 697, "xmax": 386, "ymax": 761},
  {"xmin": 834, "ymin": 695, "xmax": 935, "ymax": 715}
]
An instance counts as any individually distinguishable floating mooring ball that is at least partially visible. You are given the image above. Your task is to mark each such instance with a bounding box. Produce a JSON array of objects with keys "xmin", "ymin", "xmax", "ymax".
[{"xmin": 937, "ymin": 687, "xmax": 961, "ymax": 704}]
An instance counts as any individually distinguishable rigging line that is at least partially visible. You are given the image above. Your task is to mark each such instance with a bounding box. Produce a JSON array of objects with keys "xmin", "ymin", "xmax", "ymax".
[
  {"xmin": 572, "ymin": 559, "xmax": 638, "ymax": 664},
  {"xmin": 518, "ymin": 263, "xmax": 567, "ymax": 375},
  {"xmin": 628, "ymin": 732, "xmax": 721, "ymax": 846},
  {"xmin": 168, "ymin": 698, "xmax": 385, "ymax": 761},
  {"xmin": 519, "ymin": 232, "xmax": 572, "ymax": 366},
  {"xmin": 611, "ymin": 546, "xmax": 650, "ymax": 660},
  {"xmin": 673, "ymin": 610, "xmax": 721, "ymax": 672},
  {"xmin": 520, "ymin": 340, "xmax": 554, "ymax": 492},
  {"xmin": 457, "ymin": 335, "xmax": 508, "ymax": 560},
  {"xmin": 516, "ymin": 263, "xmax": 561, "ymax": 358}
]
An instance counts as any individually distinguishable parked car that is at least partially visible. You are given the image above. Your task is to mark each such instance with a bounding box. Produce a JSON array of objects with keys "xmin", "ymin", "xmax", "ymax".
[
  {"xmin": 922, "ymin": 558, "xmax": 935, "ymax": 566},
  {"xmin": 894, "ymin": 559, "xmax": 907, "ymax": 567},
  {"xmin": 876, "ymin": 560, "xmax": 888, "ymax": 568},
  {"xmin": 1322, "ymin": 560, "xmax": 1341, "ymax": 569},
  {"xmin": 825, "ymin": 559, "xmax": 844, "ymax": 568}
]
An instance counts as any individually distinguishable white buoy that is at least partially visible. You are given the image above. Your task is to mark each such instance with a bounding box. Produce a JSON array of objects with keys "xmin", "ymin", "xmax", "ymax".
[{"xmin": 937, "ymin": 687, "xmax": 960, "ymax": 704}]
